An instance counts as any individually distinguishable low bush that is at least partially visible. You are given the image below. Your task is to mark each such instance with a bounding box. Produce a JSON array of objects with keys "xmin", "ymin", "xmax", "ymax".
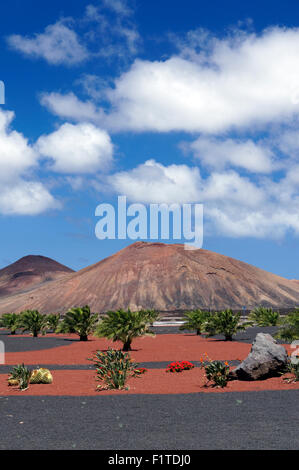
[
  {"xmin": 199, "ymin": 355, "xmax": 230, "ymax": 388},
  {"xmin": 8, "ymin": 364, "xmax": 32, "ymax": 391},
  {"xmin": 89, "ymin": 348, "xmax": 142, "ymax": 390},
  {"xmin": 165, "ymin": 361, "xmax": 195, "ymax": 373}
]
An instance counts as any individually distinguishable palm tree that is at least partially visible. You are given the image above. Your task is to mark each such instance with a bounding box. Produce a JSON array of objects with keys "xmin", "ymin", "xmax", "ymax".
[
  {"xmin": 139, "ymin": 309, "xmax": 160, "ymax": 324},
  {"xmin": 179, "ymin": 309, "xmax": 211, "ymax": 335},
  {"xmin": 0, "ymin": 313, "xmax": 20, "ymax": 335},
  {"xmin": 18, "ymin": 310, "xmax": 48, "ymax": 337},
  {"xmin": 205, "ymin": 309, "xmax": 251, "ymax": 341},
  {"xmin": 249, "ymin": 307, "xmax": 280, "ymax": 326},
  {"xmin": 275, "ymin": 309, "xmax": 299, "ymax": 341},
  {"xmin": 46, "ymin": 313, "xmax": 61, "ymax": 332},
  {"xmin": 56, "ymin": 305, "xmax": 98, "ymax": 341},
  {"xmin": 95, "ymin": 308, "xmax": 155, "ymax": 351}
]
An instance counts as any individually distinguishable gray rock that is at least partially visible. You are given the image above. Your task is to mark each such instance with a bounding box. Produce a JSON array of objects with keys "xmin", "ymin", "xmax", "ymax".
[{"xmin": 230, "ymin": 333, "xmax": 288, "ymax": 381}]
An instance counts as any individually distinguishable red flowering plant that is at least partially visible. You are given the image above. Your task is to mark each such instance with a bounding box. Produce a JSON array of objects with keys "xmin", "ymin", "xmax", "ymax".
[{"xmin": 166, "ymin": 361, "xmax": 195, "ymax": 373}]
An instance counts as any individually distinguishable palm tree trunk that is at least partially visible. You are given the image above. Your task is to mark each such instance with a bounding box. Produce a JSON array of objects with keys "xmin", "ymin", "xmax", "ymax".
[
  {"xmin": 123, "ymin": 340, "xmax": 132, "ymax": 351},
  {"xmin": 80, "ymin": 334, "xmax": 88, "ymax": 341}
]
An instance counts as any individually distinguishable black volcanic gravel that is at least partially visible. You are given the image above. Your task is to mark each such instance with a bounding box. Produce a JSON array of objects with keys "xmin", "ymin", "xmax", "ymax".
[{"xmin": 0, "ymin": 391, "xmax": 297, "ymax": 450}]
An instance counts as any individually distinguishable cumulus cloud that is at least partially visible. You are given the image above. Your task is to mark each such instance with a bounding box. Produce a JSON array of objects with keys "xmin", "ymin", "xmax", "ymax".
[
  {"xmin": 0, "ymin": 109, "xmax": 57, "ymax": 215},
  {"xmin": 0, "ymin": 110, "xmax": 37, "ymax": 180},
  {"xmin": 186, "ymin": 137, "xmax": 274, "ymax": 173},
  {"xmin": 0, "ymin": 181, "xmax": 58, "ymax": 216},
  {"xmin": 36, "ymin": 122, "xmax": 114, "ymax": 174},
  {"xmin": 58, "ymin": 26, "xmax": 299, "ymax": 133},
  {"xmin": 40, "ymin": 92, "xmax": 101, "ymax": 122},
  {"xmin": 109, "ymin": 159, "xmax": 202, "ymax": 204},
  {"xmin": 7, "ymin": 20, "xmax": 89, "ymax": 65},
  {"xmin": 107, "ymin": 158, "xmax": 299, "ymax": 239}
]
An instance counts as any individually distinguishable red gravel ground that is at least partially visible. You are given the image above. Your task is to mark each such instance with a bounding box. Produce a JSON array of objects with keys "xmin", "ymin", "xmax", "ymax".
[{"xmin": 1, "ymin": 333, "xmax": 298, "ymax": 395}]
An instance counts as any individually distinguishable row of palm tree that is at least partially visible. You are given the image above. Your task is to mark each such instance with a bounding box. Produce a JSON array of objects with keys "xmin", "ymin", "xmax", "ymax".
[
  {"xmin": 0, "ymin": 306, "xmax": 298, "ymax": 347},
  {"xmin": 179, "ymin": 309, "xmax": 251, "ymax": 341},
  {"xmin": 179, "ymin": 306, "xmax": 299, "ymax": 341},
  {"xmin": 0, "ymin": 307, "xmax": 160, "ymax": 350}
]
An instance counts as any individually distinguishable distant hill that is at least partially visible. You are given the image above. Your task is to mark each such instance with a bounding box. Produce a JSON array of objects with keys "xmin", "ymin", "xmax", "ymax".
[
  {"xmin": 0, "ymin": 255, "xmax": 74, "ymax": 298},
  {"xmin": 0, "ymin": 242, "xmax": 299, "ymax": 314}
]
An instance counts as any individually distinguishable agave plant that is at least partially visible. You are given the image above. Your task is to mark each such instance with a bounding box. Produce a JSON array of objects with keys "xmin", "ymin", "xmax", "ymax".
[
  {"xmin": 0, "ymin": 313, "xmax": 20, "ymax": 334},
  {"xmin": 46, "ymin": 313, "xmax": 61, "ymax": 332},
  {"xmin": 8, "ymin": 364, "xmax": 32, "ymax": 391},
  {"xmin": 18, "ymin": 310, "xmax": 48, "ymax": 337},
  {"xmin": 275, "ymin": 309, "xmax": 299, "ymax": 341},
  {"xmin": 95, "ymin": 308, "xmax": 155, "ymax": 351},
  {"xmin": 56, "ymin": 305, "xmax": 98, "ymax": 341},
  {"xmin": 89, "ymin": 348, "xmax": 141, "ymax": 390},
  {"xmin": 205, "ymin": 309, "xmax": 251, "ymax": 341},
  {"xmin": 179, "ymin": 309, "xmax": 211, "ymax": 335},
  {"xmin": 249, "ymin": 307, "xmax": 280, "ymax": 326}
]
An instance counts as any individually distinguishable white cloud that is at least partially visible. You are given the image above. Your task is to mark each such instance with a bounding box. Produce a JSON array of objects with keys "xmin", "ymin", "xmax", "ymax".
[
  {"xmin": 40, "ymin": 92, "xmax": 101, "ymax": 122},
  {"xmin": 0, "ymin": 110, "xmax": 37, "ymax": 180},
  {"xmin": 83, "ymin": 1, "xmax": 140, "ymax": 60},
  {"xmin": 109, "ymin": 159, "xmax": 202, "ymax": 203},
  {"xmin": 100, "ymin": 0, "xmax": 132, "ymax": 17},
  {"xmin": 7, "ymin": 20, "xmax": 89, "ymax": 65},
  {"xmin": 276, "ymin": 129, "xmax": 299, "ymax": 159},
  {"xmin": 186, "ymin": 137, "xmax": 274, "ymax": 173},
  {"xmin": 0, "ymin": 109, "xmax": 57, "ymax": 215},
  {"xmin": 36, "ymin": 122, "xmax": 114, "ymax": 174},
  {"xmin": 0, "ymin": 181, "xmax": 58, "ymax": 215},
  {"xmin": 107, "ymin": 158, "xmax": 299, "ymax": 239},
  {"xmin": 69, "ymin": 26, "xmax": 299, "ymax": 133}
]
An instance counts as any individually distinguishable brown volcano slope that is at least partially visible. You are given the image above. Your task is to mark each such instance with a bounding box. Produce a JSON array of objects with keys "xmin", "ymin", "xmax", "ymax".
[
  {"xmin": 0, "ymin": 255, "xmax": 74, "ymax": 298},
  {"xmin": 0, "ymin": 242, "xmax": 299, "ymax": 314}
]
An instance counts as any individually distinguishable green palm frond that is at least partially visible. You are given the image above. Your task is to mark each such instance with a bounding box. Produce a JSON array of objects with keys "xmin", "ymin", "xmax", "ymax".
[
  {"xmin": 56, "ymin": 305, "xmax": 98, "ymax": 341},
  {"xmin": 18, "ymin": 310, "xmax": 48, "ymax": 337},
  {"xmin": 95, "ymin": 308, "xmax": 156, "ymax": 351}
]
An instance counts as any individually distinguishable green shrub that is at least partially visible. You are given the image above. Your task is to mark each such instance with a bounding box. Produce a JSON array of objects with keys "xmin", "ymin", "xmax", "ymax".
[
  {"xmin": 0, "ymin": 313, "xmax": 20, "ymax": 334},
  {"xmin": 179, "ymin": 309, "xmax": 211, "ymax": 335},
  {"xmin": 8, "ymin": 364, "xmax": 32, "ymax": 391},
  {"xmin": 249, "ymin": 307, "xmax": 280, "ymax": 326},
  {"xmin": 46, "ymin": 313, "xmax": 60, "ymax": 332},
  {"xmin": 18, "ymin": 310, "xmax": 48, "ymax": 337},
  {"xmin": 205, "ymin": 309, "xmax": 251, "ymax": 341},
  {"xmin": 56, "ymin": 305, "xmax": 98, "ymax": 341},
  {"xmin": 275, "ymin": 310, "xmax": 299, "ymax": 342},
  {"xmin": 95, "ymin": 308, "xmax": 155, "ymax": 351},
  {"xmin": 89, "ymin": 348, "xmax": 141, "ymax": 390},
  {"xmin": 199, "ymin": 355, "xmax": 230, "ymax": 388}
]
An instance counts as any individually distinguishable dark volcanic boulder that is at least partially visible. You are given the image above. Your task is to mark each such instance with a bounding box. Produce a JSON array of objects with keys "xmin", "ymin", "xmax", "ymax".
[{"xmin": 230, "ymin": 333, "xmax": 288, "ymax": 380}]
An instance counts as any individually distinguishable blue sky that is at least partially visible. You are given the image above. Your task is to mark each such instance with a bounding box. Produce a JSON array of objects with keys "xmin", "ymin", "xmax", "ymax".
[{"xmin": 1, "ymin": 0, "xmax": 299, "ymax": 278}]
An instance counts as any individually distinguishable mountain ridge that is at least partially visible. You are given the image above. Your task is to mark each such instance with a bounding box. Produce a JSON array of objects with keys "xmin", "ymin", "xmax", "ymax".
[{"xmin": 0, "ymin": 241, "xmax": 298, "ymax": 314}]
